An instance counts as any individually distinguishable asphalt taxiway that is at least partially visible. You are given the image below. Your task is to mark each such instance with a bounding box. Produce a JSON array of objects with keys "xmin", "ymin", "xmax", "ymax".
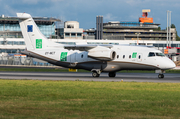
[{"xmin": 0, "ymin": 72, "xmax": 180, "ymax": 83}]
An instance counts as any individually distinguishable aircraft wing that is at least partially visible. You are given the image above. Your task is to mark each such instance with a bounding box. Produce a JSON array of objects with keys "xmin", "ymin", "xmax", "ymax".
[
  {"xmin": 64, "ymin": 44, "xmax": 116, "ymax": 61},
  {"xmin": 64, "ymin": 44, "xmax": 113, "ymax": 51}
]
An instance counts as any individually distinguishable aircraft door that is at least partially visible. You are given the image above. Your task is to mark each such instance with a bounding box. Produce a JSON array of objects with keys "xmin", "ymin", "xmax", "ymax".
[
  {"xmin": 137, "ymin": 53, "xmax": 143, "ymax": 62},
  {"xmin": 83, "ymin": 52, "xmax": 88, "ymax": 62},
  {"xmin": 70, "ymin": 52, "xmax": 76, "ymax": 63},
  {"xmin": 74, "ymin": 52, "xmax": 87, "ymax": 62}
]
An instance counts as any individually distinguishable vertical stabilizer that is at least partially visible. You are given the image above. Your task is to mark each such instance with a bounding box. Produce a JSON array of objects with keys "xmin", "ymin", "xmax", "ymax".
[{"xmin": 17, "ymin": 13, "xmax": 49, "ymax": 50}]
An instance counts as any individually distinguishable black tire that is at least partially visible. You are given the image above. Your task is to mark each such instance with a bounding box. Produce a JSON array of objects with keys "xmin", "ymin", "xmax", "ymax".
[
  {"xmin": 158, "ymin": 74, "xmax": 161, "ymax": 79},
  {"xmin": 92, "ymin": 72, "xmax": 100, "ymax": 77},
  {"xmin": 161, "ymin": 74, "xmax": 164, "ymax": 78},
  {"xmin": 158, "ymin": 74, "xmax": 164, "ymax": 79},
  {"xmin": 109, "ymin": 72, "xmax": 116, "ymax": 77}
]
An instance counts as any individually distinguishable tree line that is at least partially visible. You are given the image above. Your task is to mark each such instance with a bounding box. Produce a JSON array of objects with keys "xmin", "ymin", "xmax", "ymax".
[
  {"xmin": 155, "ymin": 24, "xmax": 180, "ymax": 41},
  {"xmin": 171, "ymin": 24, "xmax": 180, "ymax": 41}
]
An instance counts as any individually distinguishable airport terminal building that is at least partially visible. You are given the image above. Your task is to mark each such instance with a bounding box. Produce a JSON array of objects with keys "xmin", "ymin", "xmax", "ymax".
[
  {"xmin": 84, "ymin": 21, "xmax": 176, "ymax": 42},
  {"xmin": 0, "ymin": 12, "xmax": 180, "ymax": 56}
]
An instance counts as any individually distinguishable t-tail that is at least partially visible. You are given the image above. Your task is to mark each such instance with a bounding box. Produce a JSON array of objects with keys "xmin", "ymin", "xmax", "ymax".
[{"xmin": 17, "ymin": 13, "xmax": 58, "ymax": 50}]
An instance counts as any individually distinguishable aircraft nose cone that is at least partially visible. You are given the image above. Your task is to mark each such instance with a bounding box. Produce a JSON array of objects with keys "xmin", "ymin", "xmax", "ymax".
[
  {"xmin": 158, "ymin": 58, "xmax": 176, "ymax": 70},
  {"xmin": 165, "ymin": 59, "xmax": 176, "ymax": 69},
  {"xmin": 170, "ymin": 61, "xmax": 176, "ymax": 69}
]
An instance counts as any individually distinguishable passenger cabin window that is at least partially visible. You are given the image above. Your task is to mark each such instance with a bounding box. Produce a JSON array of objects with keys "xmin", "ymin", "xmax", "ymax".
[
  {"xmin": 123, "ymin": 55, "xmax": 125, "ymax": 59},
  {"xmin": 117, "ymin": 55, "xmax": 119, "ymax": 59},
  {"xmin": 148, "ymin": 52, "xmax": 155, "ymax": 57},
  {"xmin": 129, "ymin": 55, "xmax": 131, "ymax": 59},
  {"xmin": 139, "ymin": 55, "xmax": 141, "ymax": 59}
]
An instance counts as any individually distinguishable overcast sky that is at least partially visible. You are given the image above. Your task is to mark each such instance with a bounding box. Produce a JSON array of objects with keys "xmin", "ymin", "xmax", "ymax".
[{"xmin": 0, "ymin": 0, "xmax": 180, "ymax": 35}]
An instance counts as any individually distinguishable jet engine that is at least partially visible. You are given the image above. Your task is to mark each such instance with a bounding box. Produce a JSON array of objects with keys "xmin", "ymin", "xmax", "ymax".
[{"xmin": 88, "ymin": 46, "xmax": 116, "ymax": 61}]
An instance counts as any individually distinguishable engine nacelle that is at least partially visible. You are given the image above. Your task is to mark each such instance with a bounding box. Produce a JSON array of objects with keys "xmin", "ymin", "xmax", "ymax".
[{"xmin": 88, "ymin": 46, "xmax": 116, "ymax": 61}]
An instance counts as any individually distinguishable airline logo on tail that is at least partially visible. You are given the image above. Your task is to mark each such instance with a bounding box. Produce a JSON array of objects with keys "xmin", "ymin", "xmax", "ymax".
[
  {"xmin": 27, "ymin": 25, "xmax": 33, "ymax": 32},
  {"xmin": 36, "ymin": 39, "xmax": 42, "ymax": 49},
  {"xmin": 27, "ymin": 25, "xmax": 42, "ymax": 49}
]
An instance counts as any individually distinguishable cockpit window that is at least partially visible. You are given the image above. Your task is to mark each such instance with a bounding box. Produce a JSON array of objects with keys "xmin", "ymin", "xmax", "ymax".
[
  {"xmin": 148, "ymin": 52, "xmax": 155, "ymax": 57},
  {"xmin": 148, "ymin": 52, "xmax": 165, "ymax": 57},
  {"xmin": 156, "ymin": 52, "xmax": 165, "ymax": 57}
]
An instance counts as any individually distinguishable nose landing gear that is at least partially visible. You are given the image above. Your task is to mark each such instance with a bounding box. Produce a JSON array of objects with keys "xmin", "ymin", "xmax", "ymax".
[{"xmin": 156, "ymin": 70, "xmax": 165, "ymax": 79}]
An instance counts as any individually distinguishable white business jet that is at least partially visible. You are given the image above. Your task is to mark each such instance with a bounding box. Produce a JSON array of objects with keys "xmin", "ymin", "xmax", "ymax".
[{"xmin": 17, "ymin": 13, "xmax": 176, "ymax": 78}]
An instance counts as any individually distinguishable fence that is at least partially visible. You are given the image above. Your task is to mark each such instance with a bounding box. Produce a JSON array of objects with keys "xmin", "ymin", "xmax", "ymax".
[{"xmin": 0, "ymin": 56, "xmax": 55, "ymax": 67}]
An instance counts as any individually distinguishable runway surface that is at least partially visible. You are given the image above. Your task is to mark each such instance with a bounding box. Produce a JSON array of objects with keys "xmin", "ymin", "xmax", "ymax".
[{"xmin": 0, "ymin": 71, "xmax": 180, "ymax": 83}]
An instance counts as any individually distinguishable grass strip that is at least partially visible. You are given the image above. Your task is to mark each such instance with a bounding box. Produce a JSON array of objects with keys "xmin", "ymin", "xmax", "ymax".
[{"xmin": 0, "ymin": 80, "xmax": 180, "ymax": 118}]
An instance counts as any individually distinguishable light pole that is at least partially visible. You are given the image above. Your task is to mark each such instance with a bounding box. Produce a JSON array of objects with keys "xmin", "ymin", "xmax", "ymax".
[
  {"xmin": 167, "ymin": 10, "xmax": 172, "ymax": 48},
  {"xmin": 169, "ymin": 11, "xmax": 172, "ymax": 47},
  {"xmin": 135, "ymin": 33, "xmax": 141, "ymax": 45}
]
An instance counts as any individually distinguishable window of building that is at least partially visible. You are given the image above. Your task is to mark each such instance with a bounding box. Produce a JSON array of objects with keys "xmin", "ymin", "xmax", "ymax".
[
  {"xmin": 159, "ymin": 44, "xmax": 166, "ymax": 47},
  {"xmin": 19, "ymin": 41, "xmax": 25, "ymax": 45},
  {"xmin": 177, "ymin": 49, "xmax": 180, "ymax": 53},
  {"xmin": 7, "ymin": 41, "xmax": 13, "ymax": 45},
  {"xmin": 67, "ymin": 25, "xmax": 74, "ymax": 28},
  {"xmin": 172, "ymin": 44, "xmax": 177, "ymax": 47},
  {"xmin": 13, "ymin": 41, "xmax": 19, "ymax": 45},
  {"xmin": 71, "ymin": 33, "xmax": 76, "ymax": 37},
  {"xmin": 0, "ymin": 49, "xmax": 21, "ymax": 53},
  {"xmin": 139, "ymin": 43, "xmax": 146, "ymax": 45},
  {"xmin": 153, "ymin": 44, "xmax": 167, "ymax": 47},
  {"xmin": 77, "ymin": 33, "xmax": 82, "ymax": 37},
  {"xmin": 65, "ymin": 33, "xmax": 70, "ymax": 37}
]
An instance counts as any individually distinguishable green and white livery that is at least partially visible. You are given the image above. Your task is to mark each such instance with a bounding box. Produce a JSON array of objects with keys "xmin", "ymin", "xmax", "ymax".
[{"xmin": 17, "ymin": 13, "xmax": 176, "ymax": 78}]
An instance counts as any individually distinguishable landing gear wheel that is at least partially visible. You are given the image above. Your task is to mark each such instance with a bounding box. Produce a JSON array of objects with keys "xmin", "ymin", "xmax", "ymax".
[
  {"xmin": 92, "ymin": 72, "xmax": 100, "ymax": 77},
  {"xmin": 109, "ymin": 72, "xmax": 116, "ymax": 77},
  {"xmin": 158, "ymin": 74, "xmax": 164, "ymax": 79}
]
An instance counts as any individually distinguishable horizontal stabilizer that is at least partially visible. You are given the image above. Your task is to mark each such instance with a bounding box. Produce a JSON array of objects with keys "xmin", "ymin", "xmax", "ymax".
[{"xmin": 17, "ymin": 13, "xmax": 31, "ymax": 19}]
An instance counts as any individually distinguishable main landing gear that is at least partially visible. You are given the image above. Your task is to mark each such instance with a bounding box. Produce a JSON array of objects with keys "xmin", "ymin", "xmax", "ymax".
[
  {"xmin": 92, "ymin": 71, "xmax": 100, "ymax": 77},
  {"xmin": 108, "ymin": 72, "xmax": 116, "ymax": 77},
  {"xmin": 91, "ymin": 69, "xmax": 101, "ymax": 77},
  {"xmin": 91, "ymin": 69, "xmax": 117, "ymax": 78},
  {"xmin": 158, "ymin": 74, "xmax": 164, "ymax": 79}
]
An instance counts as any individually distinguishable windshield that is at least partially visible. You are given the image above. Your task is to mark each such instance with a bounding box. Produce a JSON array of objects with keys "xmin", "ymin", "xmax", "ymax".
[
  {"xmin": 148, "ymin": 52, "xmax": 165, "ymax": 57},
  {"xmin": 156, "ymin": 52, "xmax": 165, "ymax": 57},
  {"xmin": 148, "ymin": 52, "xmax": 155, "ymax": 57}
]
